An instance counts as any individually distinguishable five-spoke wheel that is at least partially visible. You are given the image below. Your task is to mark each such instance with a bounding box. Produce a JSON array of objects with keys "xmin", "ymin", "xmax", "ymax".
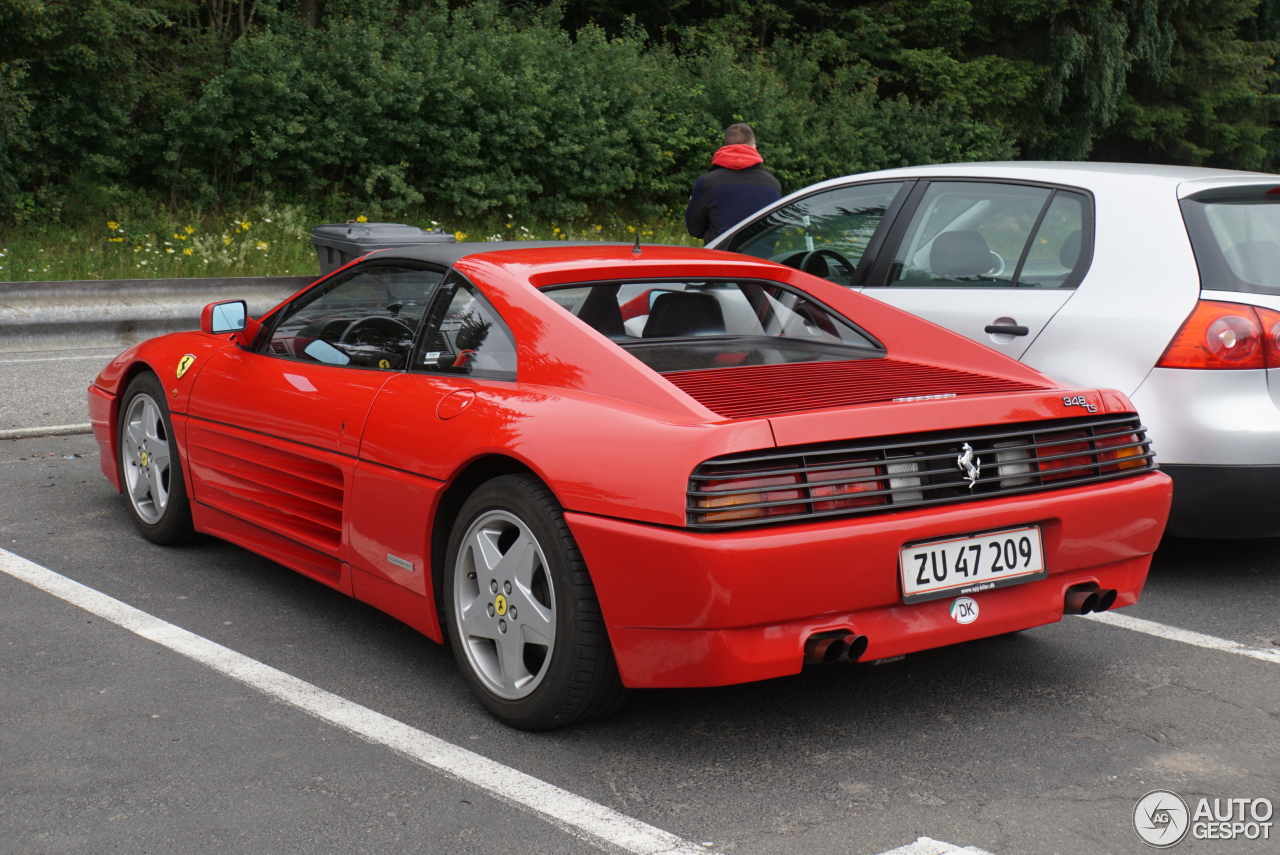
[
  {"xmin": 452, "ymin": 509, "xmax": 557, "ymax": 700},
  {"xmin": 444, "ymin": 474, "xmax": 626, "ymax": 729},
  {"xmin": 118, "ymin": 372, "xmax": 193, "ymax": 543}
]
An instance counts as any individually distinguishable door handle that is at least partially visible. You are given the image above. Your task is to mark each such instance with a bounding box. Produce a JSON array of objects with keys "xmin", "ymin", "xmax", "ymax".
[{"xmin": 984, "ymin": 324, "xmax": 1029, "ymax": 336}]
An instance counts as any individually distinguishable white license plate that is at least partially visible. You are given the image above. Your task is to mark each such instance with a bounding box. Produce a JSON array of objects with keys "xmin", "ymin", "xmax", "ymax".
[{"xmin": 899, "ymin": 526, "xmax": 1046, "ymax": 604}]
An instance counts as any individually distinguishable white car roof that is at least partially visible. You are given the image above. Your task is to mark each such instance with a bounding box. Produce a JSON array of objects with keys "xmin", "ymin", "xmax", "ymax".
[{"xmin": 789, "ymin": 161, "xmax": 1280, "ymax": 200}]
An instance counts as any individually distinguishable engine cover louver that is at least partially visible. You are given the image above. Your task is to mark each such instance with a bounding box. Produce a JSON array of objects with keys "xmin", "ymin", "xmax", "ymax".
[{"xmin": 660, "ymin": 359, "xmax": 1044, "ymax": 419}]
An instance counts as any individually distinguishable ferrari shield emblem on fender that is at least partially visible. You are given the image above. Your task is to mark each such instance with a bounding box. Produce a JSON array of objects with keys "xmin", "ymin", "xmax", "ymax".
[
  {"xmin": 176, "ymin": 354, "xmax": 196, "ymax": 379},
  {"xmin": 956, "ymin": 442, "xmax": 981, "ymax": 489}
]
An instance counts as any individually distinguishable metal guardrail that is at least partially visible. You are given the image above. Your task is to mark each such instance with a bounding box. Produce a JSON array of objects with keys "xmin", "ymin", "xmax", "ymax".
[{"xmin": 0, "ymin": 276, "xmax": 313, "ymax": 352}]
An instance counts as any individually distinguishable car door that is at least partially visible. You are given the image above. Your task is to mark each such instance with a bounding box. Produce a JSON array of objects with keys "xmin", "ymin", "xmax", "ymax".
[
  {"xmin": 719, "ymin": 181, "xmax": 912, "ymax": 288},
  {"xmin": 183, "ymin": 262, "xmax": 445, "ymax": 588},
  {"xmin": 860, "ymin": 180, "xmax": 1093, "ymax": 361},
  {"xmin": 349, "ymin": 271, "xmax": 521, "ymax": 619}
]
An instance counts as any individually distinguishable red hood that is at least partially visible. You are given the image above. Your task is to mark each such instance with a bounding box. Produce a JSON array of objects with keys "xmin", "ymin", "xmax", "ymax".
[{"xmin": 711, "ymin": 144, "xmax": 764, "ymax": 169}]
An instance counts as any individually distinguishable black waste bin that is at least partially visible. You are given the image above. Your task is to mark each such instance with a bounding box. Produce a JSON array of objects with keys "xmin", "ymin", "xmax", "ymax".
[{"xmin": 311, "ymin": 223, "xmax": 456, "ymax": 274}]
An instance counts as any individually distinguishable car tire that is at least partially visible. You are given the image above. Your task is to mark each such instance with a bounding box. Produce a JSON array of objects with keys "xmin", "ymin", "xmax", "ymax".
[
  {"xmin": 444, "ymin": 474, "xmax": 628, "ymax": 729},
  {"xmin": 118, "ymin": 372, "xmax": 195, "ymax": 544}
]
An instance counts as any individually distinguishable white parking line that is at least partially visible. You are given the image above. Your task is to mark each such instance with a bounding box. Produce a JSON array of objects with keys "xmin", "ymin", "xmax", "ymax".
[
  {"xmin": 0, "ymin": 354, "xmax": 120, "ymax": 363},
  {"xmin": 0, "ymin": 423, "xmax": 93, "ymax": 440},
  {"xmin": 0, "ymin": 547, "xmax": 715, "ymax": 855},
  {"xmin": 870, "ymin": 837, "xmax": 995, "ymax": 855},
  {"xmin": 1082, "ymin": 611, "xmax": 1280, "ymax": 664}
]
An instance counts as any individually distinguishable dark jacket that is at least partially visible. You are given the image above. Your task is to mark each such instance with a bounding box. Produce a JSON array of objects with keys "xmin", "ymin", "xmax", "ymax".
[{"xmin": 685, "ymin": 145, "xmax": 782, "ymax": 243}]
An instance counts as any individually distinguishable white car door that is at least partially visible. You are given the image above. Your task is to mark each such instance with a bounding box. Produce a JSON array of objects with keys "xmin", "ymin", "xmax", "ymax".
[{"xmin": 860, "ymin": 180, "xmax": 1090, "ymax": 361}]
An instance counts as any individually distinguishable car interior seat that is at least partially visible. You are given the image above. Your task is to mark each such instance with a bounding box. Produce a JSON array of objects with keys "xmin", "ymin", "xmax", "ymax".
[
  {"xmin": 929, "ymin": 231, "xmax": 994, "ymax": 278},
  {"xmin": 1059, "ymin": 229, "xmax": 1083, "ymax": 271},
  {"xmin": 642, "ymin": 291, "xmax": 726, "ymax": 338},
  {"xmin": 1224, "ymin": 241, "xmax": 1280, "ymax": 285},
  {"xmin": 575, "ymin": 285, "xmax": 627, "ymax": 338}
]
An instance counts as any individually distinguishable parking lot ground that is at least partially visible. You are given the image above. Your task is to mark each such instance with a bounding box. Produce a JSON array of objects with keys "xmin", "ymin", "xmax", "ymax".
[
  {"xmin": 2, "ymin": 433, "xmax": 1278, "ymax": 855},
  {"xmin": 0, "ymin": 348, "xmax": 124, "ymax": 433}
]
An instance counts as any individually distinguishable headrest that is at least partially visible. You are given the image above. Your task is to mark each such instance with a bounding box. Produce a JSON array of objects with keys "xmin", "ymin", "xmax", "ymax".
[
  {"xmin": 930, "ymin": 231, "xmax": 992, "ymax": 278},
  {"xmin": 1059, "ymin": 230, "xmax": 1082, "ymax": 269},
  {"xmin": 642, "ymin": 291, "xmax": 726, "ymax": 338}
]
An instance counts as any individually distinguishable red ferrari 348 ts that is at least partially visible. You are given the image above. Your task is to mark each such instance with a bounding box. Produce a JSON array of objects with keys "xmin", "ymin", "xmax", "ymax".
[{"xmin": 88, "ymin": 243, "xmax": 1172, "ymax": 729}]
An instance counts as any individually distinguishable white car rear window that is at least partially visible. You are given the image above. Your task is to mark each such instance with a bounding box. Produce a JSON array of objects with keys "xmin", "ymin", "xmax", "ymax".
[{"xmin": 1182, "ymin": 195, "xmax": 1280, "ymax": 297}]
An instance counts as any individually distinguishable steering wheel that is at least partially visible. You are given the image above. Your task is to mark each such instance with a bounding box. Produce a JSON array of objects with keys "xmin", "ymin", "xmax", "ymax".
[
  {"xmin": 339, "ymin": 315, "xmax": 414, "ymax": 344},
  {"xmin": 795, "ymin": 249, "xmax": 856, "ymax": 284},
  {"xmin": 988, "ymin": 250, "xmax": 1006, "ymax": 277}
]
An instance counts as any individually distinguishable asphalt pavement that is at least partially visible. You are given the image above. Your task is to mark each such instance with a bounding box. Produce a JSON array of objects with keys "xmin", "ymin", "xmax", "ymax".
[{"xmin": 0, "ymin": 350, "xmax": 1277, "ymax": 855}]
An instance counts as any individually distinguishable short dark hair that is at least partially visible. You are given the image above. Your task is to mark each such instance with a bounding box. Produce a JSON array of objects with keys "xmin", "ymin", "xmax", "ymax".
[{"xmin": 723, "ymin": 123, "xmax": 756, "ymax": 146}]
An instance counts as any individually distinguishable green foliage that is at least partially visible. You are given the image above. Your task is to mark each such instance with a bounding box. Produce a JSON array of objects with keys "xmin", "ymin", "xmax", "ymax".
[
  {"xmin": 159, "ymin": 2, "xmax": 1009, "ymax": 220},
  {"xmin": 0, "ymin": 59, "xmax": 32, "ymax": 212},
  {"xmin": 2, "ymin": 0, "xmax": 1279, "ymax": 234}
]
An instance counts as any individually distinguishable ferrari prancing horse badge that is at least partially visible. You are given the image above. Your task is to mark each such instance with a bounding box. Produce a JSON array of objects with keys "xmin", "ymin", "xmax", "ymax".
[{"xmin": 176, "ymin": 354, "xmax": 196, "ymax": 379}]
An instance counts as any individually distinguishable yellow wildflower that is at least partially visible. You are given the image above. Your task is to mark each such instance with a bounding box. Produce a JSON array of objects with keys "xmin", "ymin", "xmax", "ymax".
[
  {"xmin": 627, "ymin": 225, "xmax": 636, "ymax": 233},
  {"xmin": 256, "ymin": 242, "xmax": 269, "ymax": 251},
  {"xmin": 454, "ymin": 231, "xmax": 468, "ymax": 241},
  {"xmin": 356, "ymin": 215, "xmax": 369, "ymax": 223},
  {"xmin": 183, "ymin": 248, "xmax": 193, "ymax": 256},
  {"xmin": 107, "ymin": 237, "xmax": 124, "ymax": 243},
  {"xmin": 184, "ymin": 226, "xmax": 195, "ymax": 235},
  {"xmin": 223, "ymin": 235, "xmax": 232, "ymax": 246},
  {"xmin": 107, "ymin": 221, "xmax": 119, "ymax": 230}
]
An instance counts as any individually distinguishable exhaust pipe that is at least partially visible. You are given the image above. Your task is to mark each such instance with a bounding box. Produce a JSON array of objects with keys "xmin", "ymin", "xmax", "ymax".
[
  {"xmin": 1063, "ymin": 584, "xmax": 1119, "ymax": 615},
  {"xmin": 803, "ymin": 632, "xmax": 869, "ymax": 665},
  {"xmin": 1064, "ymin": 588, "xmax": 1100, "ymax": 615},
  {"xmin": 804, "ymin": 632, "xmax": 848, "ymax": 665}
]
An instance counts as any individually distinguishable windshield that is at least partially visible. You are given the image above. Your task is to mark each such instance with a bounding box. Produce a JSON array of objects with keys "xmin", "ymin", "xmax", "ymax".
[
  {"xmin": 542, "ymin": 279, "xmax": 884, "ymax": 373},
  {"xmin": 1182, "ymin": 195, "xmax": 1280, "ymax": 297}
]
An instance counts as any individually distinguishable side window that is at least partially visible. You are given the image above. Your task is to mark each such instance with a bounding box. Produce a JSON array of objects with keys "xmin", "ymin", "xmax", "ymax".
[
  {"xmin": 1017, "ymin": 191, "xmax": 1089, "ymax": 288},
  {"xmin": 885, "ymin": 182, "xmax": 1052, "ymax": 287},
  {"xmin": 263, "ymin": 266, "xmax": 443, "ymax": 369},
  {"xmin": 415, "ymin": 274, "xmax": 517, "ymax": 381},
  {"xmin": 725, "ymin": 182, "xmax": 905, "ymax": 285}
]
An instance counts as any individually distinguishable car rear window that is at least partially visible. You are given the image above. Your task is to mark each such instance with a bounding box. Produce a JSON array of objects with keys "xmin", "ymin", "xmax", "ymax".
[
  {"xmin": 1181, "ymin": 193, "xmax": 1280, "ymax": 296},
  {"xmin": 542, "ymin": 279, "xmax": 884, "ymax": 373}
]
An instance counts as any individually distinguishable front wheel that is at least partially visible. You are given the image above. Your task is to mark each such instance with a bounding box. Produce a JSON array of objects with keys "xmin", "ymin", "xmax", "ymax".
[
  {"xmin": 118, "ymin": 372, "xmax": 194, "ymax": 544},
  {"xmin": 444, "ymin": 474, "xmax": 627, "ymax": 729}
]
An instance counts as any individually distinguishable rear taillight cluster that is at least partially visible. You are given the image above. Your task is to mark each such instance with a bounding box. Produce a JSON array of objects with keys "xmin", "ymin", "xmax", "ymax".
[
  {"xmin": 688, "ymin": 418, "xmax": 1152, "ymax": 528},
  {"xmin": 1157, "ymin": 300, "xmax": 1280, "ymax": 369},
  {"xmin": 1029, "ymin": 429, "xmax": 1145, "ymax": 482},
  {"xmin": 694, "ymin": 458, "xmax": 893, "ymax": 524}
]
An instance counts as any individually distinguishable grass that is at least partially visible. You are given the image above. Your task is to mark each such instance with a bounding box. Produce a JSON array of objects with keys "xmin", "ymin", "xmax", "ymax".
[{"xmin": 0, "ymin": 201, "xmax": 702, "ymax": 282}]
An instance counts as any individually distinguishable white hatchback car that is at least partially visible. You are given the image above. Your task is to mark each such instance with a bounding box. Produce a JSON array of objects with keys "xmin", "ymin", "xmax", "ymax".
[{"xmin": 708, "ymin": 162, "xmax": 1280, "ymax": 538}]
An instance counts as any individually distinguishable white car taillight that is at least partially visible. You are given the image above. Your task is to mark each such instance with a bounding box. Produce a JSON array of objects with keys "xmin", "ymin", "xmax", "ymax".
[{"xmin": 1157, "ymin": 299, "xmax": 1280, "ymax": 369}]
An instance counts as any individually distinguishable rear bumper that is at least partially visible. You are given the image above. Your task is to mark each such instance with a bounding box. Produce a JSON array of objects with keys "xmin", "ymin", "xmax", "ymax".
[
  {"xmin": 1129, "ymin": 367, "xmax": 1280, "ymax": 465},
  {"xmin": 1162, "ymin": 463, "xmax": 1280, "ymax": 538},
  {"xmin": 567, "ymin": 471, "xmax": 1172, "ymax": 688}
]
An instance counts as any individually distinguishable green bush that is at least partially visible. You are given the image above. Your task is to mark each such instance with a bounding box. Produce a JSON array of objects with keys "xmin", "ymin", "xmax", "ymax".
[{"xmin": 159, "ymin": 2, "xmax": 1012, "ymax": 220}]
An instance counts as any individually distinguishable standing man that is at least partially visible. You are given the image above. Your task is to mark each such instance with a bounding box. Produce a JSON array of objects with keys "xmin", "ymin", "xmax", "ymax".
[{"xmin": 685, "ymin": 123, "xmax": 782, "ymax": 243}]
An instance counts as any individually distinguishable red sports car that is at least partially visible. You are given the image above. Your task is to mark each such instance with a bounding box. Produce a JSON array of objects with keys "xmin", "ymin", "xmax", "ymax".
[{"xmin": 88, "ymin": 243, "xmax": 1172, "ymax": 729}]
